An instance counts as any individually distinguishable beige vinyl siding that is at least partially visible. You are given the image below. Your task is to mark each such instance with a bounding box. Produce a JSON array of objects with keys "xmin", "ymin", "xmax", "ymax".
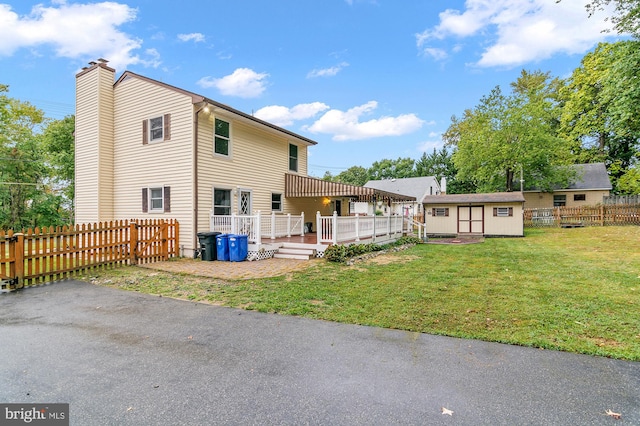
[
  {"xmin": 484, "ymin": 203, "xmax": 523, "ymax": 237},
  {"xmin": 197, "ymin": 113, "xmax": 310, "ymax": 234},
  {"xmin": 113, "ymin": 76, "xmax": 195, "ymax": 252},
  {"xmin": 523, "ymin": 190, "xmax": 610, "ymax": 208},
  {"xmin": 425, "ymin": 204, "xmax": 458, "ymax": 235},
  {"xmin": 75, "ymin": 65, "xmax": 114, "ymax": 223}
]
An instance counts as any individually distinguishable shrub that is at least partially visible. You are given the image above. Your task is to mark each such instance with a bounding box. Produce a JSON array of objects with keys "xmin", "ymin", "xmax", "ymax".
[{"xmin": 324, "ymin": 237, "xmax": 422, "ymax": 263}]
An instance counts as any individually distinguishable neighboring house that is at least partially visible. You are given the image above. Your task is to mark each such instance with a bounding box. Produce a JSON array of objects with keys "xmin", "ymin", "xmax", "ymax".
[
  {"xmin": 75, "ymin": 60, "xmax": 413, "ymax": 256},
  {"xmin": 422, "ymin": 192, "xmax": 525, "ymax": 237},
  {"xmin": 523, "ymin": 163, "xmax": 612, "ymax": 208},
  {"xmin": 363, "ymin": 176, "xmax": 440, "ymax": 219}
]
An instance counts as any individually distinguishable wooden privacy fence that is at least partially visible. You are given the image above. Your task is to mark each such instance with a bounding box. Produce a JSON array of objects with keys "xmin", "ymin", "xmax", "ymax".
[
  {"xmin": 524, "ymin": 205, "xmax": 640, "ymax": 227},
  {"xmin": 0, "ymin": 219, "xmax": 179, "ymax": 291}
]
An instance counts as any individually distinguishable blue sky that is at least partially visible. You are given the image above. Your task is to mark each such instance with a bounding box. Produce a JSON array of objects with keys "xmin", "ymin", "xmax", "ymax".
[{"xmin": 0, "ymin": 0, "xmax": 621, "ymax": 177}]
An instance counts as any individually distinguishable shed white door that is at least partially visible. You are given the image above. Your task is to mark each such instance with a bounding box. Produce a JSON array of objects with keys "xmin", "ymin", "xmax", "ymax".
[{"xmin": 458, "ymin": 206, "xmax": 484, "ymax": 234}]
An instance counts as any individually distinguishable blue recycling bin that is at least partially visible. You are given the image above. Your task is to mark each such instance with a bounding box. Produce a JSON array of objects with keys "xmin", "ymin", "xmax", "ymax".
[
  {"xmin": 229, "ymin": 234, "xmax": 248, "ymax": 262},
  {"xmin": 216, "ymin": 234, "xmax": 230, "ymax": 261}
]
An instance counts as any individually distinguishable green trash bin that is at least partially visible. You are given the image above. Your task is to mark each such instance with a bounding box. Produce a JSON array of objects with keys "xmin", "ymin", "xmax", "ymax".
[{"xmin": 197, "ymin": 232, "xmax": 220, "ymax": 261}]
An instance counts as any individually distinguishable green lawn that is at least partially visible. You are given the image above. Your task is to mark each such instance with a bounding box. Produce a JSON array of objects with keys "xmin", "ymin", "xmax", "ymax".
[{"xmin": 84, "ymin": 226, "xmax": 640, "ymax": 361}]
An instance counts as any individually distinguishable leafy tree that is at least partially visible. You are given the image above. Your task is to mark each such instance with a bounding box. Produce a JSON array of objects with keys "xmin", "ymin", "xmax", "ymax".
[
  {"xmin": 335, "ymin": 166, "xmax": 370, "ymax": 186},
  {"xmin": 444, "ymin": 70, "xmax": 574, "ymax": 192},
  {"xmin": 415, "ymin": 147, "xmax": 476, "ymax": 194},
  {"xmin": 560, "ymin": 41, "xmax": 640, "ymax": 190},
  {"xmin": 368, "ymin": 157, "xmax": 416, "ymax": 181},
  {"xmin": 616, "ymin": 165, "xmax": 640, "ymax": 193},
  {"xmin": 42, "ymin": 115, "xmax": 75, "ymax": 212},
  {"xmin": 583, "ymin": 0, "xmax": 640, "ymax": 37}
]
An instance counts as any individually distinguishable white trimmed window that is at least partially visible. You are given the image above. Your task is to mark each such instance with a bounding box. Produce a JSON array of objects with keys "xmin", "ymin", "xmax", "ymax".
[
  {"xmin": 142, "ymin": 186, "xmax": 171, "ymax": 213},
  {"xmin": 432, "ymin": 207, "xmax": 449, "ymax": 217},
  {"xmin": 214, "ymin": 118, "xmax": 231, "ymax": 156},
  {"xmin": 493, "ymin": 207, "xmax": 513, "ymax": 217},
  {"xmin": 142, "ymin": 114, "xmax": 171, "ymax": 144},
  {"xmin": 289, "ymin": 143, "xmax": 298, "ymax": 172},
  {"xmin": 271, "ymin": 193, "xmax": 283, "ymax": 212},
  {"xmin": 213, "ymin": 188, "xmax": 231, "ymax": 215}
]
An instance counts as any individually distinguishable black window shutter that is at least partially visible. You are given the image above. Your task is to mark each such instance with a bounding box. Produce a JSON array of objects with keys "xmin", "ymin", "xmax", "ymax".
[
  {"xmin": 163, "ymin": 114, "xmax": 171, "ymax": 141},
  {"xmin": 164, "ymin": 186, "xmax": 171, "ymax": 212},
  {"xmin": 493, "ymin": 207, "xmax": 498, "ymax": 217},
  {"xmin": 142, "ymin": 120, "xmax": 148, "ymax": 145},
  {"xmin": 444, "ymin": 208, "xmax": 449, "ymax": 217},
  {"xmin": 432, "ymin": 208, "xmax": 435, "ymax": 216},
  {"xmin": 509, "ymin": 207, "xmax": 513, "ymax": 217},
  {"xmin": 142, "ymin": 188, "xmax": 148, "ymax": 212}
]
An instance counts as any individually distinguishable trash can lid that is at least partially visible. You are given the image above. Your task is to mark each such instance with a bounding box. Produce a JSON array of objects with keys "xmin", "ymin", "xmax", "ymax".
[{"xmin": 199, "ymin": 231, "xmax": 221, "ymax": 236}]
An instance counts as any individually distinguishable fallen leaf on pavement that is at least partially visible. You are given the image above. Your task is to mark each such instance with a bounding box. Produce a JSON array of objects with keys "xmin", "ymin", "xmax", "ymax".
[
  {"xmin": 605, "ymin": 409, "xmax": 621, "ymax": 419},
  {"xmin": 441, "ymin": 407, "xmax": 454, "ymax": 416}
]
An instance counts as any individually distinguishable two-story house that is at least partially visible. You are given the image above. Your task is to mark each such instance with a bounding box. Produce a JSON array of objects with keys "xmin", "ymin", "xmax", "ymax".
[{"xmin": 75, "ymin": 60, "xmax": 413, "ymax": 257}]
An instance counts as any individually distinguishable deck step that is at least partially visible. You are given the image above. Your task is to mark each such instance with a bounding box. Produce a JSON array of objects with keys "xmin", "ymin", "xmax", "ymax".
[
  {"xmin": 273, "ymin": 253, "xmax": 314, "ymax": 260},
  {"xmin": 273, "ymin": 245, "xmax": 317, "ymax": 260}
]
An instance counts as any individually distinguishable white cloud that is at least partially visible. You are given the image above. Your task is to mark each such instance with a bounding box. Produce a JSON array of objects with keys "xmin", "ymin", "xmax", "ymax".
[
  {"xmin": 307, "ymin": 62, "xmax": 349, "ymax": 78},
  {"xmin": 197, "ymin": 68, "xmax": 269, "ymax": 98},
  {"xmin": 416, "ymin": 0, "xmax": 617, "ymax": 68},
  {"xmin": 0, "ymin": 2, "xmax": 157, "ymax": 69},
  {"xmin": 306, "ymin": 101, "xmax": 425, "ymax": 141},
  {"xmin": 178, "ymin": 33, "xmax": 205, "ymax": 43},
  {"xmin": 254, "ymin": 102, "xmax": 330, "ymax": 127}
]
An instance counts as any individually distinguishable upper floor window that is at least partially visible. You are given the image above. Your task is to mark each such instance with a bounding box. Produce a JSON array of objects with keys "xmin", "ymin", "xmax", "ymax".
[
  {"xmin": 142, "ymin": 114, "xmax": 171, "ymax": 144},
  {"xmin": 289, "ymin": 144, "xmax": 298, "ymax": 172},
  {"xmin": 215, "ymin": 118, "xmax": 230, "ymax": 156}
]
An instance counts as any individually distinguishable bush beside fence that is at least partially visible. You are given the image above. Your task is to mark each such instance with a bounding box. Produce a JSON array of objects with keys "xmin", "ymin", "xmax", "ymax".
[{"xmin": 0, "ymin": 219, "xmax": 178, "ymax": 291}]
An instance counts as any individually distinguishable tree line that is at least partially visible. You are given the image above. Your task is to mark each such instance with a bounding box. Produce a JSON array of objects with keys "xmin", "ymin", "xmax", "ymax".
[{"xmin": 324, "ymin": 39, "xmax": 640, "ymax": 196}]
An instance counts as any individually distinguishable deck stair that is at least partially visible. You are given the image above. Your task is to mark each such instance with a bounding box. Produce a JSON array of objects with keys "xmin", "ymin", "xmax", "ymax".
[{"xmin": 273, "ymin": 243, "xmax": 317, "ymax": 260}]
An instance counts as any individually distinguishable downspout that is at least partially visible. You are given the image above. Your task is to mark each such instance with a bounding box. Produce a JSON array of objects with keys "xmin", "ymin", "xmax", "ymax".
[{"xmin": 193, "ymin": 103, "xmax": 207, "ymax": 255}]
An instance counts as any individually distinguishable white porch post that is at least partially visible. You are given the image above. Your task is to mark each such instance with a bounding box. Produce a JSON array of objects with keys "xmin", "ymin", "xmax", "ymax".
[
  {"xmin": 316, "ymin": 211, "xmax": 322, "ymax": 242},
  {"xmin": 301, "ymin": 211, "xmax": 305, "ymax": 236},
  {"xmin": 332, "ymin": 211, "xmax": 338, "ymax": 244},
  {"xmin": 386, "ymin": 215, "xmax": 391, "ymax": 237},
  {"xmin": 286, "ymin": 213, "xmax": 292, "ymax": 237},
  {"xmin": 372, "ymin": 212, "xmax": 376, "ymax": 243},
  {"xmin": 355, "ymin": 214, "xmax": 360, "ymax": 242},
  {"xmin": 231, "ymin": 213, "xmax": 237, "ymax": 234},
  {"xmin": 270, "ymin": 212, "xmax": 276, "ymax": 240},
  {"xmin": 255, "ymin": 210, "xmax": 262, "ymax": 245}
]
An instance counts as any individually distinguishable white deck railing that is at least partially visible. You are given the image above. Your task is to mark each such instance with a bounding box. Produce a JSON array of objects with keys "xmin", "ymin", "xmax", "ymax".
[
  {"xmin": 316, "ymin": 212, "xmax": 405, "ymax": 245},
  {"xmin": 210, "ymin": 211, "xmax": 407, "ymax": 245},
  {"xmin": 210, "ymin": 211, "xmax": 305, "ymax": 244}
]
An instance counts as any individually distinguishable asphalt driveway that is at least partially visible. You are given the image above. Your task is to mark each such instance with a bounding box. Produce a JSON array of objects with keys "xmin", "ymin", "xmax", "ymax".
[{"xmin": 1, "ymin": 280, "xmax": 638, "ymax": 425}]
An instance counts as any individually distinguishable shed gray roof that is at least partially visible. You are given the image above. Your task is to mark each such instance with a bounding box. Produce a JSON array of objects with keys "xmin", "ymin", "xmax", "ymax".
[
  {"xmin": 364, "ymin": 176, "xmax": 440, "ymax": 201},
  {"xmin": 566, "ymin": 163, "xmax": 612, "ymax": 190},
  {"xmin": 422, "ymin": 192, "xmax": 525, "ymax": 204}
]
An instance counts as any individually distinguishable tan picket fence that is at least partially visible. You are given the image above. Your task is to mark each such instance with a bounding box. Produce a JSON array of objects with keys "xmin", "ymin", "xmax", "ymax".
[
  {"xmin": 0, "ymin": 219, "xmax": 179, "ymax": 291},
  {"xmin": 524, "ymin": 204, "xmax": 640, "ymax": 227}
]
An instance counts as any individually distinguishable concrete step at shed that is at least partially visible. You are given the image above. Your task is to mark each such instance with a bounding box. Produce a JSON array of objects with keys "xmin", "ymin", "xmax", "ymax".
[{"xmin": 273, "ymin": 246, "xmax": 317, "ymax": 260}]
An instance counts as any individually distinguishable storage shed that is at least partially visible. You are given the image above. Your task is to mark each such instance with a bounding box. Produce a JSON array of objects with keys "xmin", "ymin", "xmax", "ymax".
[{"xmin": 422, "ymin": 192, "xmax": 525, "ymax": 237}]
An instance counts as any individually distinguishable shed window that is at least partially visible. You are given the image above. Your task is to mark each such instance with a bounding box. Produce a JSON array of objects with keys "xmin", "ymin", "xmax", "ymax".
[
  {"xmin": 432, "ymin": 208, "xmax": 449, "ymax": 217},
  {"xmin": 493, "ymin": 207, "xmax": 513, "ymax": 217},
  {"xmin": 574, "ymin": 194, "xmax": 586, "ymax": 201}
]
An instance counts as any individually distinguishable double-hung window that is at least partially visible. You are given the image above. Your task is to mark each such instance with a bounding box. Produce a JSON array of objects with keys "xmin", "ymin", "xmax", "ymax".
[
  {"xmin": 493, "ymin": 207, "xmax": 513, "ymax": 217},
  {"xmin": 142, "ymin": 114, "xmax": 171, "ymax": 144},
  {"xmin": 214, "ymin": 118, "xmax": 230, "ymax": 156},
  {"xmin": 289, "ymin": 144, "xmax": 298, "ymax": 172},
  {"xmin": 271, "ymin": 193, "xmax": 283, "ymax": 212},
  {"xmin": 214, "ymin": 188, "xmax": 231, "ymax": 215},
  {"xmin": 432, "ymin": 207, "xmax": 449, "ymax": 217},
  {"xmin": 142, "ymin": 186, "xmax": 171, "ymax": 213}
]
